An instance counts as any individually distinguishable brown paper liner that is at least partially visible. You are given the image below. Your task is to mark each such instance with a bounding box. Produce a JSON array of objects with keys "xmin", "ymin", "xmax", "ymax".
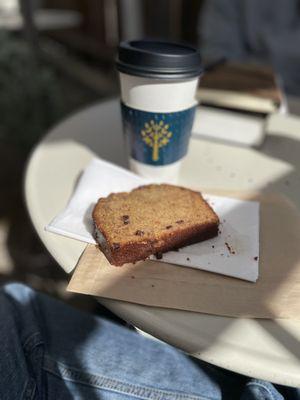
[{"xmin": 68, "ymin": 193, "xmax": 300, "ymax": 319}]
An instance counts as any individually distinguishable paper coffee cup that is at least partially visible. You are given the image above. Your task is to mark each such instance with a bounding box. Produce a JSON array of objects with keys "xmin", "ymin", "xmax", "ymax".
[{"xmin": 116, "ymin": 40, "xmax": 203, "ymax": 183}]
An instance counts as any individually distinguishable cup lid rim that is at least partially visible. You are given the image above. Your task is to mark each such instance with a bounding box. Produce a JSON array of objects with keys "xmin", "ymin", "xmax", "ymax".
[{"xmin": 116, "ymin": 39, "xmax": 203, "ymax": 79}]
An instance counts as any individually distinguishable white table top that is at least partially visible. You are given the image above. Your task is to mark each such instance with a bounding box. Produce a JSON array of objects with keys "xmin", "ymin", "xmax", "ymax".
[{"xmin": 25, "ymin": 98, "xmax": 300, "ymax": 387}]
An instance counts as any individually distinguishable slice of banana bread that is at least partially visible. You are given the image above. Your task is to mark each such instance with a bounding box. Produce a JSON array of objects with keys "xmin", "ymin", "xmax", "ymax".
[{"xmin": 92, "ymin": 184, "xmax": 219, "ymax": 266}]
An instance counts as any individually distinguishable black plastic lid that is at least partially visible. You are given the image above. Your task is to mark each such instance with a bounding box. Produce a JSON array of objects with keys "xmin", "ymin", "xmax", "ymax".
[{"xmin": 116, "ymin": 40, "xmax": 203, "ymax": 79}]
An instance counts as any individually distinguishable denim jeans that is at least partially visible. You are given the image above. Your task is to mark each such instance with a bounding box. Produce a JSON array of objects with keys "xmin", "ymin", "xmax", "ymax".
[{"xmin": 1, "ymin": 283, "xmax": 299, "ymax": 399}]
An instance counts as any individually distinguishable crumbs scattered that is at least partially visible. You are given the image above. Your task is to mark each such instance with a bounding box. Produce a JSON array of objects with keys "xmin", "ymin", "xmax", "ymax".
[
  {"xmin": 254, "ymin": 256, "xmax": 258, "ymax": 261},
  {"xmin": 112, "ymin": 243, "xmax": 120, "ymax": 250},
  {"xmin": 151, "ymin": 284, "xmax": 155, "ymax": 288},
  {"xmin": 218, "ymin": 230, "xmax": 222, "ymax": 234},
  {"xmin": 166, "ymin": 225, "xmax": 173, "ymax": 229},
  {"xmin": 225, "ymin": 242, "xmax": 236, "ymax": 255},
  {"xmin": 220, "ymin": 253, "xmax": 224, "ymax": 256},
  {"xmin": 212, "ymin": 245, "xmax": 215, "ymax": 249},
  {"xmin": 131, "ymin": 275, "xmax": 135, "ymax": 279},
  {"xmin": 176, "ymin": 220, "xmax": 184, "ymax": 224},
  {"xmin": 186, "ymin": 257, "xmax": 190, "ymax": 261},
  {"xmin": 135, "ymin": 230, "xmax": 144, "ymax": 236},
  {"xmin": 155, "ymin": 252, "xmax": 163, "ymax": 260}
]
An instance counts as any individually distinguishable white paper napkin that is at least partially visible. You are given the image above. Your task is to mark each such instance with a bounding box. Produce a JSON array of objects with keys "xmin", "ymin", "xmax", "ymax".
[{"xmin": 46, "ymin": 158, "xmax": 259, "ymax": 282}]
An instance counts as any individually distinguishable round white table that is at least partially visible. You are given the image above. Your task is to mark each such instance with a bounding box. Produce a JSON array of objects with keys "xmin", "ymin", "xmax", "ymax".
[{"xmin": 25, "ymin": 98, "xmax": 300, "ymax": 387}]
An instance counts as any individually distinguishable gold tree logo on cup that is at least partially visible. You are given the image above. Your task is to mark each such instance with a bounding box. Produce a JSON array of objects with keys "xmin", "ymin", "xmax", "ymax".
[{"xmin": 141, "ymin": 120, "xmax": 172, "ymax": 161}]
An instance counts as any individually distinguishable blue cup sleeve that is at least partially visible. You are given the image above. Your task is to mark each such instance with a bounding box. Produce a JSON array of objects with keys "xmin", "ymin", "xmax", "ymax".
[{"xmin": 121, "ymin": 103, "xmax": 196, "ymax": 166}]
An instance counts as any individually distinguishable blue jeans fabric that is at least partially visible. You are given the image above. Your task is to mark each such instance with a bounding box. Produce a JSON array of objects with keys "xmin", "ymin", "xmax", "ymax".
[{"xmin": 1, "ymin": 283, "xmax": 299, "ymax": 400}]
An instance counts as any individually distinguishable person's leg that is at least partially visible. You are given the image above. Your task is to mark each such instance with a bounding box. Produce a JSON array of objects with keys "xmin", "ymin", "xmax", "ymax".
[
  {"xmin": 0, "ymin": 284, "xmax": 44, "ymax": 399},
  {"xmin": 0, "ymin": 283, "xmax": 297, "ymax": 400},
  {"xmin": 2, "ymin": 282, "xmax": 225, "ymax": 399}
]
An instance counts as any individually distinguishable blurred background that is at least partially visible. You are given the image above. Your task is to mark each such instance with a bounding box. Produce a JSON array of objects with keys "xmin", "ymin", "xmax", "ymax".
[{"xmin": 1, "ymin": 0, "xmax": 299, "ymax": 310}]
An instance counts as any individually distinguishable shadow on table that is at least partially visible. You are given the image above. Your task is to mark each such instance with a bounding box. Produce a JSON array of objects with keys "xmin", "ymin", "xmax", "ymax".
[
  {"xmin": 259, "ymin": 320, "xmax": 300, "ymax": 362},
  {"xmin": 42, "ymin": 108, "xmax": 300, "ymax": 383},
  {"xmin": 259, "ymin": 133, "xmax": 300, "ymax": 202}
]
